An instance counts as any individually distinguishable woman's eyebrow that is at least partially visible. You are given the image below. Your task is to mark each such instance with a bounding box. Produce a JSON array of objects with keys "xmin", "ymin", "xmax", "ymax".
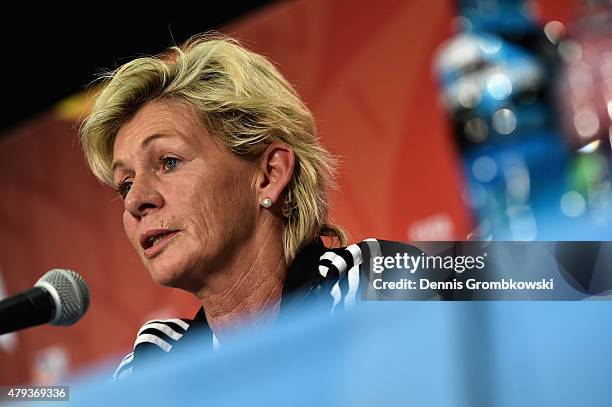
[
  {"xmin": 111, "ymin": 133, "xmax": 173, "ymax": 173},
  {"xmin": 140, "ymin": 133, "xmax": 172, "ymax": 148},
  {"xmin": 111, "ymin": 160, "xmax": 125, "ymax": 173}
]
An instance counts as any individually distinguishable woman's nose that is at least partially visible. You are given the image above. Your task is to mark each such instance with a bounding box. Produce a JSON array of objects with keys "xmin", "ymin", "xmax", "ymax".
[{"xmin": 124, "ymin": 177, "xmax": 164, "ymax": 219}]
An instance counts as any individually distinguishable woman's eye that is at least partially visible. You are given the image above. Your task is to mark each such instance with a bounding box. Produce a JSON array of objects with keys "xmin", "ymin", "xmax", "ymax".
[
  {"xmin": 162, "ymin": 156, "xmax": 181, "ymax": 172},
  {"xmin": 116, "ymin": 181, "xmax": 132, "ymax": 200}
]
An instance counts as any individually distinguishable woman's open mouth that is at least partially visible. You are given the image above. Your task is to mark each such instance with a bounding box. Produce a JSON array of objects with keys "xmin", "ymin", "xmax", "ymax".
[{"xmin": 140, "ymin": 230, "xmax": 180, "ymax": 259}]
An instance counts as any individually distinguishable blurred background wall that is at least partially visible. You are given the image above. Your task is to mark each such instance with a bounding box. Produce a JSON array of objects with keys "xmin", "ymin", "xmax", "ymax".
[{"xmin": 0, "ymin": 0, "xmax": 601, "ymax": 385}]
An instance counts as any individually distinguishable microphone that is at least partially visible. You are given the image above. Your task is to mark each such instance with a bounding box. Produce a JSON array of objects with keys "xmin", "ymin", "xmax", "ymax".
[{"xmin": 0, "ymin": 269, "xmax": 90, "ymax": 335}]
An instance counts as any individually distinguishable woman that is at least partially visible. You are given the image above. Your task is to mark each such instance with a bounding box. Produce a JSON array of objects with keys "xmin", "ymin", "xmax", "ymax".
[{"xmin": 80, "ymin": 34, "xmax": 370, "ymax": 380}]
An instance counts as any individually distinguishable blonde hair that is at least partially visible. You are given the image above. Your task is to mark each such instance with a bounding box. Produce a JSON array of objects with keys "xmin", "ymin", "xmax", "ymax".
[{"xmin": 80, "ymin": 34, "xmax": 346, "ymax": 263}]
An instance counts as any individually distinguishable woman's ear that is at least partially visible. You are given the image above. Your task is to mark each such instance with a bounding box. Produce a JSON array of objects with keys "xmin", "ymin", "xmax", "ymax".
[{"xmin": 255, "ymin": 142, "xmax": 295, "ymax": 207}]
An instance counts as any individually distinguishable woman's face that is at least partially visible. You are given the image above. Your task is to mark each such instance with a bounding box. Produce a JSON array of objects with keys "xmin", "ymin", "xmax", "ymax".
[{"xmin": 112, "ymin": 100, "xmax": 258, "ymax": 290}]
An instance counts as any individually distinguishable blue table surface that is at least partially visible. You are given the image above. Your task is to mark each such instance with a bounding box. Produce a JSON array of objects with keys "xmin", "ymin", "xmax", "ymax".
[{"xmin": 41, "ymin": 300, "xmax": 612, "ymax": 407}]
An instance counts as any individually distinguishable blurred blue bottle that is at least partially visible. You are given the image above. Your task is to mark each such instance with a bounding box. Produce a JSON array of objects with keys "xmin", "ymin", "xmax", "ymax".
[{"xmin": 434, "ymin": 0, "xmax": 612, "ymax": 240}]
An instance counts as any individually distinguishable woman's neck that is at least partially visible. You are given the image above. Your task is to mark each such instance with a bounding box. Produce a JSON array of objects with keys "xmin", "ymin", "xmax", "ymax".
[{"xmin": 195, "ymin": 219, "xmax": 288, "ymax": 342}]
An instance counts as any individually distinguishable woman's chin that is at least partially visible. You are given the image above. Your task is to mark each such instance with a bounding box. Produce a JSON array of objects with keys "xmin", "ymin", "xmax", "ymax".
[
  {"xmin": 147, "ymin": 263, "xmax": 198, "ymax": 291},
  {"xmin": 147, "ymin": 265, "xmax": 184, "ymax": 288},
  {"xmin": 153, "ymin": 275, "xmax": 178, "ymax": 288}
]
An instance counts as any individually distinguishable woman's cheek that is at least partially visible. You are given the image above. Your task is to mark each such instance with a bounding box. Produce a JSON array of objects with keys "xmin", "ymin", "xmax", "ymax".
[{"xmin": 122, "ymin": 211, "xmax": 139, "ymax": 248}]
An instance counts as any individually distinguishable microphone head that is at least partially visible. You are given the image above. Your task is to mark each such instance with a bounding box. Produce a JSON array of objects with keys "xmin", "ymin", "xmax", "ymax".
[{"xmin": 35, "ymin": 269, "xmax": 90, "ymax": 326}]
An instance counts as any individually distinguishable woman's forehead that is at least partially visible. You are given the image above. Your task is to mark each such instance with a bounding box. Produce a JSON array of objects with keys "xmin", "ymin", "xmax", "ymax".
[
  {"xmin": 114, "ymin": 101, "xmax": 208, "ymax": 152},
  {"xmin": 120, "ymin": 101, "xmax": 203, "ymax": 138}
]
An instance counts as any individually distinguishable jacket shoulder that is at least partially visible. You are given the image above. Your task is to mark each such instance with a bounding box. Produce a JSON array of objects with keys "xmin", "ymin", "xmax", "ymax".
[{"xmin": 110, "ymin": 318, "xmax": 192, "ymax": 381}]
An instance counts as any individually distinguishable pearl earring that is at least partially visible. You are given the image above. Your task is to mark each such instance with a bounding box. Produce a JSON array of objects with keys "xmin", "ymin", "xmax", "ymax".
[{"xmin": 261, "ymin": 197, "xmax": 273, "ymax": 208}]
